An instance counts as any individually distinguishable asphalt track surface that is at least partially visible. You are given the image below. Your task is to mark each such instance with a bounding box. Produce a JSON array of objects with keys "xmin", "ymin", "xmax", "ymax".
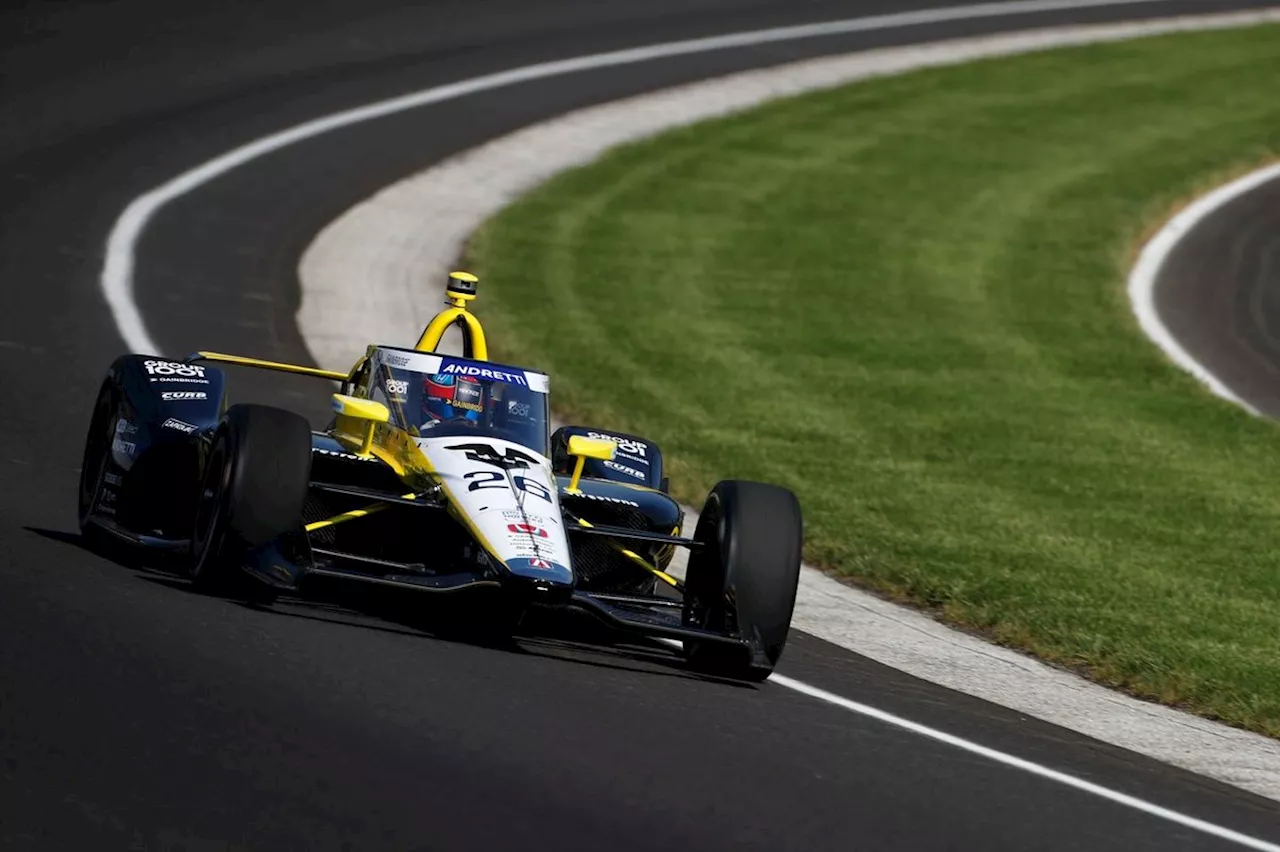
[
  {"xmin": 4, "ymin": 1, "xmax": 1280, "ymax": 849},
  {"xmin": 1154, "ymin": 173, "xmax": 1280, "ymax": 418}
]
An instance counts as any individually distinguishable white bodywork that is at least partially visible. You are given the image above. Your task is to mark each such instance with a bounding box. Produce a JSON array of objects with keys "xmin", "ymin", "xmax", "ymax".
[{"xmin": 415, "ymin": 435, "xmax": 574, "ymax": 584}]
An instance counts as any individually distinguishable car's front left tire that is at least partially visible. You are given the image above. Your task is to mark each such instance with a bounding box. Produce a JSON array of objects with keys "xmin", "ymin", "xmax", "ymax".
[{"xmin": 189, "ymin": 403, "xmax": 312, "ymax": 602}]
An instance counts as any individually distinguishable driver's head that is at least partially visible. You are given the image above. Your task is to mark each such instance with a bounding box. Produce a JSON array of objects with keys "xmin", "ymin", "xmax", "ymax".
[{"xmin": 422, "ymin": 374, "xmax": 485, "ymax": 425}]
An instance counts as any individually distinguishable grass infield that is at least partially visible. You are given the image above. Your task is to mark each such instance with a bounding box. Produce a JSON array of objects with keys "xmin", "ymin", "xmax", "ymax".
[{"xmin": 467, "ymin": 25, "xmax": 1280, "ymax": 734}]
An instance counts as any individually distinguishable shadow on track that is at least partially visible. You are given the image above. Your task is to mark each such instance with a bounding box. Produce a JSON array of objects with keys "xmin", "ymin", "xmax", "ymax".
[
  {"xmin": 23, "ymin": 525, "xmax": 752, "ymax": 689},
  {"xmin": 25, "ymin": 524, "xmax": 181, "ymax": 575}
]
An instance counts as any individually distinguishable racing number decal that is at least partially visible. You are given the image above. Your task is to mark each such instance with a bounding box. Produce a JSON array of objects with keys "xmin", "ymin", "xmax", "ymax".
[
  {"xmin": 463, "ymin": 470, "xmax": 553, "ymax": 502},
  {"xmin": 465, "ymin": 471, "xmax": 504, "ymax": 491},
  {"xmin": 516, "ymin": 477, "xmax": 553, "ymax": 503}
]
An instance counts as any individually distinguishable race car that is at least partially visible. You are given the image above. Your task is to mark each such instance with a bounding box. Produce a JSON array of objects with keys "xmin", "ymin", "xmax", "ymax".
[{"xmin": 76, "ymin": 272, "xmax": 804, "ymax": 681}]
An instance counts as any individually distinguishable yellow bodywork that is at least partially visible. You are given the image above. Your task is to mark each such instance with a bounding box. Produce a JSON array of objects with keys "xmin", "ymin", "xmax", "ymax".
[
  {"xmin": 331, "ymin": 394, "xmax": 390, "ymax": 422},
  {"xmin": 195, "ymin": 351, "xmax": 349, "ymax": 381},
  {"xmin": 331, "ymin": 394, "xmax": 390, "ymax": 456},
  {"xmin": 565, "ymin": 435, "xmax": 617, "ymax": 493},
  {"xmin": 305, "ymin": 492, "xmax": 419, "ymax": 533},
  {"xmin": 413, "ymin": 271, "xmax": 488, "ymax": 357}
]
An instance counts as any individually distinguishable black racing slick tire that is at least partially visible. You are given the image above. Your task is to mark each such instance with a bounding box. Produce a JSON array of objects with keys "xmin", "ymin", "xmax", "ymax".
[
  {"xmin": 682, "ymin": 480, "xmax": 803, "ymax": 682},
  {"xmin": 77, "ymin": 380, "xmax": 119, "ymax": 550},
  {"xmin": 189, "ymin": 404, "xmax": 311, "ymax": 601}
]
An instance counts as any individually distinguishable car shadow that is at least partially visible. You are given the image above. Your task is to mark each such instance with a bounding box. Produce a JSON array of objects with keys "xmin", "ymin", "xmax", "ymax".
[
  {"xmin": 516, "ymin": 633, "xmax": 750, "ymax": 686},
  {"xmin": 255, "ymin": 595, "xmax": 740, "ymax": 685},
  {"xmin": 231, "ymin": 597, "xmax": 444, "ymax": 642},
  {"xmin": 24, "ymin": 525, "xmax": 753, "ymax": 688},
  {"xmin": 24, "ymin": 525, "xmax": 183, "ymax": 576}
]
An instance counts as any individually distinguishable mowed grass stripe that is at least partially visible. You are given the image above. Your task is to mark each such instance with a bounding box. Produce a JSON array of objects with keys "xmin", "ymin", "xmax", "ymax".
[{"xmin": 467, "ymin": 24, "xmax": 1280, "ymax": 734}]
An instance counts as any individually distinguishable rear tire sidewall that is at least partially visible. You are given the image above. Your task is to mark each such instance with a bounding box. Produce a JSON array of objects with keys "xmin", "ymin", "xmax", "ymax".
[{"xmin": 78, "ymin": 382, "xmax": 117, "ymax": 539}]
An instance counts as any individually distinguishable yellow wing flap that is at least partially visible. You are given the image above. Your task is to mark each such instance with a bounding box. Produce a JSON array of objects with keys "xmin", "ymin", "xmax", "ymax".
[{"xmin": 192, "ymin": 351, "xmax": 350, "ymax": 381}]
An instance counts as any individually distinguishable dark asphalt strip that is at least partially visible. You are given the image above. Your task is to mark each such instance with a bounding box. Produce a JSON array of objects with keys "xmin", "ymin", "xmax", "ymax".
[
  {"xmin": 2, "ymin": 1, "xmax": 1279, "ymax": 849},
  {"xmin": 0, "ymin": 544, "xmax": 1272, "ymax": 851},
  {"xmin": 1153, "ymin": 173, "xmax": 1280, "ymax": 417}
]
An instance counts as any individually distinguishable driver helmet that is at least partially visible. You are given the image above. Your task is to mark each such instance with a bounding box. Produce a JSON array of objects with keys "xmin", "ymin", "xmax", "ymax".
[{"xmin": 421, "ymin": 373, "xmax": 485, "ymax": 428}]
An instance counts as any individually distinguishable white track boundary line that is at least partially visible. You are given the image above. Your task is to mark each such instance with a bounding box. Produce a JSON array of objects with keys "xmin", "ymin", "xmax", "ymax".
[
  {"xmin": 1127, "ymin": 163, "xmax": 1280, "ymax": 415},
  {"xmin": 770, "ymin": 674, "xmax": 1280, "ymax": 852},
  {"xmin": 651, "ymin": 636, "xmax": 1280, "ymax": 849},
  {"xmin": 104, "ymin": 0, "xmax": 1203, "ymax": 356},
  {"xmin": 671, "ymin": 632, "xmax": 1280, "ymax": 849},
  {"xmin": 96, "ymin": 2, "xmax": 1280, "ymax": 848}
]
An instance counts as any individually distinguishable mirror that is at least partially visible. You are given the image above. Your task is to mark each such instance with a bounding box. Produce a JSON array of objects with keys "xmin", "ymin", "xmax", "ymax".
[
  {"xmin": 566, "ymin": 435, "xmax": 617, "ymax": 492},
  {"xmin": 567, "ymin": 435, "xmax": 617, "ymax": 461},
  {"xmin": 332, "ymin": 394, "xmax": 390, "ymax": 457}
]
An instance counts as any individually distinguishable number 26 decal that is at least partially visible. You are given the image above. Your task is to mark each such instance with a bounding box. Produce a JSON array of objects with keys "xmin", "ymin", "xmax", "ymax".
[
  {"xmin": 465, "ymin": 471, "xmax": 503, "ymax": 491},
  {"xmin": 464, "ymin": 470, "xmax": 552, "ymax": 502}
]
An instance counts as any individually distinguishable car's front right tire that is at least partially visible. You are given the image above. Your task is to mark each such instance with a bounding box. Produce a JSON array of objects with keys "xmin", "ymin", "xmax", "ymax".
[
  {"xmin": 189, "ymin": 404, "xmax": 312, "ymax": 602},
  {"xmin": 682, "ymin": 480, "xmax": 804, "ymax": 682}
]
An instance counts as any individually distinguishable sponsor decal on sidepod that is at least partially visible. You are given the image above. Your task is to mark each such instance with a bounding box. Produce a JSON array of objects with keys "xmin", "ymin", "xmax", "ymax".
[
  {"xmin": 604, "ymin": 460, "xmax": 646, "ymax": 480},
  {"xmin": 312, "ymin": 448, "xmax": 380, "ymax": 463},
  {"xmin": 587, "ymin": 431, "xmax": 648, "ymax": 461},
  {"xmin": 145, "ymin": 360, "xmax": 209, "ymax": 384},
  {"xmin": 144, "ymin": 360, "xmax": 205, "ymax": 378},
  {"xmin": 566, "ymin": 491, "xmax": 640, "ymax": 508}
]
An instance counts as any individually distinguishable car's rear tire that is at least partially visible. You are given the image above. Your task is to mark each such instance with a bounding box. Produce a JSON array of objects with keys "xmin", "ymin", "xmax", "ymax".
[
  {"xmin": 189, "ymin": 404, "xmax": 311, "ymax": 602},
  {"xmin": 682, "ymin": 480, "xmax": 803, "ymax": 682},
  {"xmin": 77, "ymin": 380, "xmax": 120, "ymax": 552}
]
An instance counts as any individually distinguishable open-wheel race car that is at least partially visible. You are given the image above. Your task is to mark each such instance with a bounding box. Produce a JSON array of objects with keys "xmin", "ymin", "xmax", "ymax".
[{"xmin": 77, "ymin": 272, "xmax": 804, "ymax": 681}]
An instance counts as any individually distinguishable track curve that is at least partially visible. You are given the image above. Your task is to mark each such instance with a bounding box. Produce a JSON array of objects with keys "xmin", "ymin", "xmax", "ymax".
[
  {"xmin": 1152, "ymin": 171, "xmax": 1280, "ymax": 416},
  {"xmin": 3, "ymin": 2, "xmax": 1280, "ymax": 849}
]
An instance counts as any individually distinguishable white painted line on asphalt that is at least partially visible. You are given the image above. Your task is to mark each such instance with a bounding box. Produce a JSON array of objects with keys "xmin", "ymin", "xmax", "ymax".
[
  {"xmin": 1127, "ymin": 163, "xmax": 1280, "ymax": 415},
  {"xmin": 655, "ymin": 631, "xmax": 1280, "ymax": 849},
  {"xmin": 769, "ymin": 673, "xmax": 1280, "ymax": 852},
  {"xmin": 102, "ymin": 0, "xmax": 1209, "ymax": 355}
]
